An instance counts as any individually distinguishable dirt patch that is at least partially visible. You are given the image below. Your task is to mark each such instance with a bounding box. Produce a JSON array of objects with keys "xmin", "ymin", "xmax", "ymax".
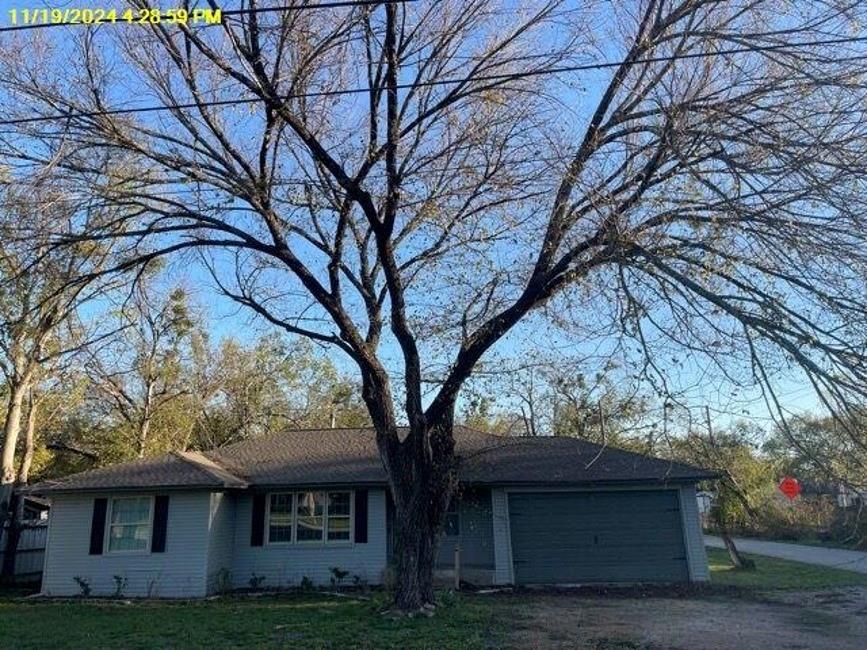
[{"xmin": 504, "ymin": 588, "xmax": 867, "ymax": 649}]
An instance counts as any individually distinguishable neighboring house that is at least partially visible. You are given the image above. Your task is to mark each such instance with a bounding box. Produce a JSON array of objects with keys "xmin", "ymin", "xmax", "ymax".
[
  {"xmin": 22, "ymin": 496, "xmax": 50, "ymax": 522},
  {"xmin": 28, "ymin": 427, "xmax": 714, "ymax": 598},
  {"xmin": 836, "ymin": 484, "xmax": 865, "ymax": 509}
]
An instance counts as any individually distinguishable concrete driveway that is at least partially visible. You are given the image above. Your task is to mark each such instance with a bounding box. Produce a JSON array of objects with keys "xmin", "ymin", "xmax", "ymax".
[{"xmin": 705, "ymin": 535, "xmax": 867, "ymax": 574}]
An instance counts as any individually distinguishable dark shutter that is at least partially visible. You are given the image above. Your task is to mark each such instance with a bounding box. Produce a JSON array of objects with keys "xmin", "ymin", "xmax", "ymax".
[
  {"xmin": 89, "ymin": 498, "xmax": 108, "ymax": 555},
  {"xmin": 251, "ymin": 494, "xmax": 266, "ymax": 546},
  {"xmin": 151, "ymin": 495, "xmax": 170, "ymax": 553},
  {"xmin": 354, "ymin": 490, "xmax": 368, "ymax": 544}
]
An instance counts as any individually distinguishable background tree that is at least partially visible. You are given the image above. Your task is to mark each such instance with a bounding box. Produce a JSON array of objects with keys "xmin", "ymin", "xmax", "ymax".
[
  {"xmin": 0, "ymin": 182, "xmax": 118, "ymax": 575},
  {"xmin": 85, "ymin": 283, "xmax": 199, "ymax": 459},
  {"xmin": 2, "ymin": 0, "xmax": 867, "ymax": 608},
  {"xmin": 668, "ymin": 417, "xmax": 777, "ymax": 568},
  {"xmin": 193, "ymin": 334, "xmax": 369, "ymax": 449}
]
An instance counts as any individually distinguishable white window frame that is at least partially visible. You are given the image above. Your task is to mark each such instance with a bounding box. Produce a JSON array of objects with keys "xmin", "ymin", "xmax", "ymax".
[
  {"xmin": 266, "ymin": 492, "xmax": 296, "ymax": 545},
  {"xmin": 264, "ymin": 489, "xmax": 354, "ymax": 546},
  {"xmin": 105, "ymin": 495, "xmax": 154, "ymax": 555}
]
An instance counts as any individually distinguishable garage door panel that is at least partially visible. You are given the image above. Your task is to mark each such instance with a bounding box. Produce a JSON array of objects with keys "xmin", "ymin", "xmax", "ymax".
[{"xmin": 508, "ymin": 491, "xmax": 689, "ymax": 584}]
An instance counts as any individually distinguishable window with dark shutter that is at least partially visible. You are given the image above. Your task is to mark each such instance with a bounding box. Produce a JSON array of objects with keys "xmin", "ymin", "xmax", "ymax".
[
  {"xmin": 89, "ymin": 498, "xmax": 108, "ymax": 555},
  {"xmin": 354, "ymin": 490, "xmax": 368, "ymax": 544},
  {"xmin": 251, "ymin": 494, "xmax": 266, "ymax": 546},
  {"xmin": 151, "ymin": 495, "xmax": 169, "ymax": 553}
]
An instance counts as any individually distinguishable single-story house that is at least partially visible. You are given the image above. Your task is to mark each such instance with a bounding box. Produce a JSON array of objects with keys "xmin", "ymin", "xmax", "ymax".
[{"xmin": 28, "ymin": 427, "xmax": 714, "ymax": 598}]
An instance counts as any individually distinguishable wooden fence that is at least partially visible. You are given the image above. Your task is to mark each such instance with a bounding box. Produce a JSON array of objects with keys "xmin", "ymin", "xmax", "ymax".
[{"xmin": 0, "ymin": 521, "xmax": 47, "ymax": 582}]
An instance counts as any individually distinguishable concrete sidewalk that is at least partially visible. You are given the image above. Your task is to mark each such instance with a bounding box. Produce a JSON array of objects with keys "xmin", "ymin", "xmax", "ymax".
[{"xmin": 705, "ymin": 535, "xmax": 867, "ymax": 574}]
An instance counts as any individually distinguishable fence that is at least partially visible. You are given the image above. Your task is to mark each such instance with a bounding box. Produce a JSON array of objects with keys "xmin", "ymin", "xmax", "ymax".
[{"xmin": 0, "ymin": 521, "xmax": 48, "ymax": 583}]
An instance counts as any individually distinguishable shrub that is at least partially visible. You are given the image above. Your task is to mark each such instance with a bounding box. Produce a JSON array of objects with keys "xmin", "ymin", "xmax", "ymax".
[
  {"xmin": 73, "ymin": 576, "xmax": 91, "ymax": 597},
  {"xmin": 248, "ymin": 573, "xmax": 266, "ymax": 590},
  {"xmin": 112, "ymin": 574, "xmax": 127, "ymax": 598}
]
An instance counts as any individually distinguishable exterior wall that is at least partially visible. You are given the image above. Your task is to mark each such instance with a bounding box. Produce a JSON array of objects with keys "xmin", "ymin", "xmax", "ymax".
[
  {"xmin": 205, "ymin": 492, "xmax": 236, "ymax": 594},
  {"xmin": 491, "ymin": 488, "xmax": 514, "ymax": 584},
  {"xmin": 230, "ymin": 488, "xmax": 388, "ymax": 589},
  {"xmin": 435, "ymin": 488, "xmax": 495, "ymax": 570},
  {"xmin": 678, "ymin": 484, "xmax": 710, "ymax": 581},
  {"xmin": 41, "ymin": 491, "xmax": 212, "ymax": 598},
  {"xmin": 435, "ymin": 488, "xmax": 496, "ymax": 585}
]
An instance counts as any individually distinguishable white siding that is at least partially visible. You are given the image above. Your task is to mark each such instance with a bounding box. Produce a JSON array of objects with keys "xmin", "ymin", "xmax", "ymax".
[
  {"xmin": 41, "ymin": 491, "xmax": 211, "ymax": 598},
  {"xmin": 230, "ymin": 489, "xmax": 388, "ymax": 589},
  {"xmin": 679, "ymin": 484, "xmax": 710, "ymax": 581},
  {"xmin": 205, "ymin": 492, "xmax": 236, "ymax": 594},
  {"xmin": 491, "ymin": 488, "xmax": 514, "ymax": 585}
]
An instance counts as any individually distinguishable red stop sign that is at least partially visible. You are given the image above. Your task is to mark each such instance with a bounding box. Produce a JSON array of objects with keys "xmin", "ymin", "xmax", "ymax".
[{"xmin": 779, "ymin": 477, "xmax": 801, "ymax": 500}]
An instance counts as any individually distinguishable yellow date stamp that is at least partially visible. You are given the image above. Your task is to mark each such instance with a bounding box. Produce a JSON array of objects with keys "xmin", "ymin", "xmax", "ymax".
[{"xmin": 8, "ymin": 6, "xmax": 223, "ymax": 26}]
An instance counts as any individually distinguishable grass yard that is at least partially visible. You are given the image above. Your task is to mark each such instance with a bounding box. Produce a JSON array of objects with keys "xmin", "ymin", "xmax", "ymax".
[
  {"xmin": 4, "ymin": 551, "xmax": 867, "ymax": 649},
  {"xmin": 706, "ymin": 546, "xmax": 867, "ymax": 590},
  {"xmin": 0, "ymin": 592, "xmax": 508, "ymax": 650}
]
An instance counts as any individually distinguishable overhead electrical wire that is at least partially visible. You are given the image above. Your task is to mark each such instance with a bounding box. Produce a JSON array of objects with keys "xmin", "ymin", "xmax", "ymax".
[{"xmin": 0, "ymin": 33, "xmax": 864, "ymax": 126}]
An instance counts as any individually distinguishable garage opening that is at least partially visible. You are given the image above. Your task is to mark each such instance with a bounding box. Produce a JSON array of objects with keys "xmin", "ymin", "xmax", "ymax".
[{"xmin": 508, "ymin": 490, "xmax": 689, "ymax": 584}]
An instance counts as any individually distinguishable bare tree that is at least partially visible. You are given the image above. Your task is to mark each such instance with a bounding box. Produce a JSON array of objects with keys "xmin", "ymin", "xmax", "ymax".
[
  {"xmin": 0, "ymin": 183, "xmax": 118, "ymax": 574},
  {"xmin": 2, "ymin": 0, "xmax": 867, "ymax": 608}
]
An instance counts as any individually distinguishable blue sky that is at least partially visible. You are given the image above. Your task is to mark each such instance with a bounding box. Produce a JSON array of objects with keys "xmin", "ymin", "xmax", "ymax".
[{"xmin": 0, "ymin": 0, "xmax": 832, "ymax": 432}]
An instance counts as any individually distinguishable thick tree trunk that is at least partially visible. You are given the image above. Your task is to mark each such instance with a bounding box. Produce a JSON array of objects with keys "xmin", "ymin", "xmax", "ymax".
[
  {"xmin": 2, "ymin": 388, "xmax": 37, "ymax": 579},
  {"xmin": 16, "ymin": 391, "xmax": 37, "ymax": 485},
  {"xmin": 386, "ymin": 417, "xmax": 457, "ymax": 610},
  {"xmin": 1, "ymin": 491, "xmax": 22, "ymax": 578},
  {"xmin": 1, "ymin": 382, "xmax": 28, "ymax": 527}
]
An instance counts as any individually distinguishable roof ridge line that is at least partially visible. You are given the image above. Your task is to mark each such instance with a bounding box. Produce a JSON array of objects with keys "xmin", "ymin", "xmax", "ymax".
[{"xmin": 173, "ymin": 450, "xmax": 249, "ymax": 488}]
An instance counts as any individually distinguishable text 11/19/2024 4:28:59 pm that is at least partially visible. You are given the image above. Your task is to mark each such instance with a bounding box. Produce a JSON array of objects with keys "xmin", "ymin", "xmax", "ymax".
[{"xmin": 7, "ymin": 7, "xmax": 223, "ymax": 26}]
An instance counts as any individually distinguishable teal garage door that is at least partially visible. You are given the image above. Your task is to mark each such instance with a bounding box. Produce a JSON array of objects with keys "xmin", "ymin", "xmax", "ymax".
[{"xmin": 508, "ymin": 491, "xmax": 689, "ymax": 584}]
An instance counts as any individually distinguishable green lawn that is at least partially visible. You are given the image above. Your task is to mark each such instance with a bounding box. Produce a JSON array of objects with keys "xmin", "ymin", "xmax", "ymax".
[
  {"xmin": 706, "ymin": 546, "xmax": 867, "ymax": 590},
  {"xmin": 4, "ymin": 551, "xmax": 866, "ymax": 649},
  {"xmin": 0, "ymin": 592, "xmax": 507, "ymax": 650}
]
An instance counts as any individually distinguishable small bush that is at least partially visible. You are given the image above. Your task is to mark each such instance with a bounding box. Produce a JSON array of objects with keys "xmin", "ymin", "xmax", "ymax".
[
  {"xmin": 248, "ymin": 573, "xmax": 266, "ymax": 590},
  {"xmin": 329, "ymin": 567, "xmax": 349, "ymax": 591},
  {"xmin": 112, "ymin": 574, "xmax": 127, "ymax": 598},
  {"xmin": 299, "ymin": 576, "xmax": 315, "ymax": 591},
  {"xmin": 215, "ymin": 568, "xmax": 232, "ymax": 593},
  {"xmin": 73, "ymin": 576, "xmax": 91, "ymax": 597}
]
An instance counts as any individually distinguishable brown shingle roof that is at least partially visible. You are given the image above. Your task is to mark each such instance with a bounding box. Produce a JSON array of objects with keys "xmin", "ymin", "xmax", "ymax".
[
  {"xmin": 27, "ymin": 452, "xmax": 247, "ymax": 493},
  {"xmin": 29, "ymin": 427, "xmax": 714, "ymax": 493}
]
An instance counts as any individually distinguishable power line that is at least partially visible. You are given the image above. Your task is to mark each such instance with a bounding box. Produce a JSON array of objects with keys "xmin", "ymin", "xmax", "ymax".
[
  {"xmin": 0, "ymin": 151, "xmax": 571, "ymax": 209},
  {"xmin": 2, "ymin": 33, "xmax": 865, "ymax": 127},
  {"xmin": 0, "ymin": 0, "xmax": 417, "ymax": 34}
]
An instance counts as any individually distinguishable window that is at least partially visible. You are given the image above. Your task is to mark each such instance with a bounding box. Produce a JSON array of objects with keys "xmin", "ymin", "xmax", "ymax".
[
  {"xmin": 108, "ymin": 496, "xmax": 152, "ymax": 552},
  {"xmin": 444, "ymin": 498, "xmax": 459, "ymax": 537},
  {"xmin": 268, "ymin": 493, "xmax": 294, "ymax": 543},
  {"xmin": 265, "ymin": 490, "xmax": 352, "ymax": 544},
  {"xmin": 327, "ymin": 492, "xmax": 351, "ymax": 541},
  {"xmin": 296, "ymin": 491, "xmax": 326, "ymax": 541}
]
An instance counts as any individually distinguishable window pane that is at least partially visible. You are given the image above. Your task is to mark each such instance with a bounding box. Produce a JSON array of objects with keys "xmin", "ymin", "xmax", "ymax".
[
  {"xmin": 268, "ymin": 493, "xmax": 294, "ymax": 543},
  {"xmin": 108, "ymin": 524, "xmax": 149, "ymax": 551},
  {"xmin": 327, "ymin": 492, "xmax": 350, "ymax": 516},
  {"xmin": 111, "ymin": 497, "xmax": 151, "ymax": 525},
  {"xmin": 328, "ymin": 516, "xmax": 351, "ymax": 541},
  {"xmin": 297, "ymin": 492, "xmax": 324, "ymax": 541}
]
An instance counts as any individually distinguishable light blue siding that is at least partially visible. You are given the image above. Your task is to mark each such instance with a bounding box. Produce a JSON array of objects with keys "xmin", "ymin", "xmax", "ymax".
[
  {"xmin": 206, "ymin": 492, "xmax": 236, "ymax": 593},
  {"xmin": 679, "ymin": 484, "xmax": 710, "ymax": 581},
  {"xmin": 436, "ymin": 489, "xmax": 495, "ymax": 570},
  {"xmin": 491, "ymin": 488, "xmax": 514, "ymax": 584},
  {"xmin": 41, "ymin": 491, "xmax": 212, "ymax": 598},
  {"xmin": 230, "ymin": 489, "xmax": 388, "ymax": 589}
]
